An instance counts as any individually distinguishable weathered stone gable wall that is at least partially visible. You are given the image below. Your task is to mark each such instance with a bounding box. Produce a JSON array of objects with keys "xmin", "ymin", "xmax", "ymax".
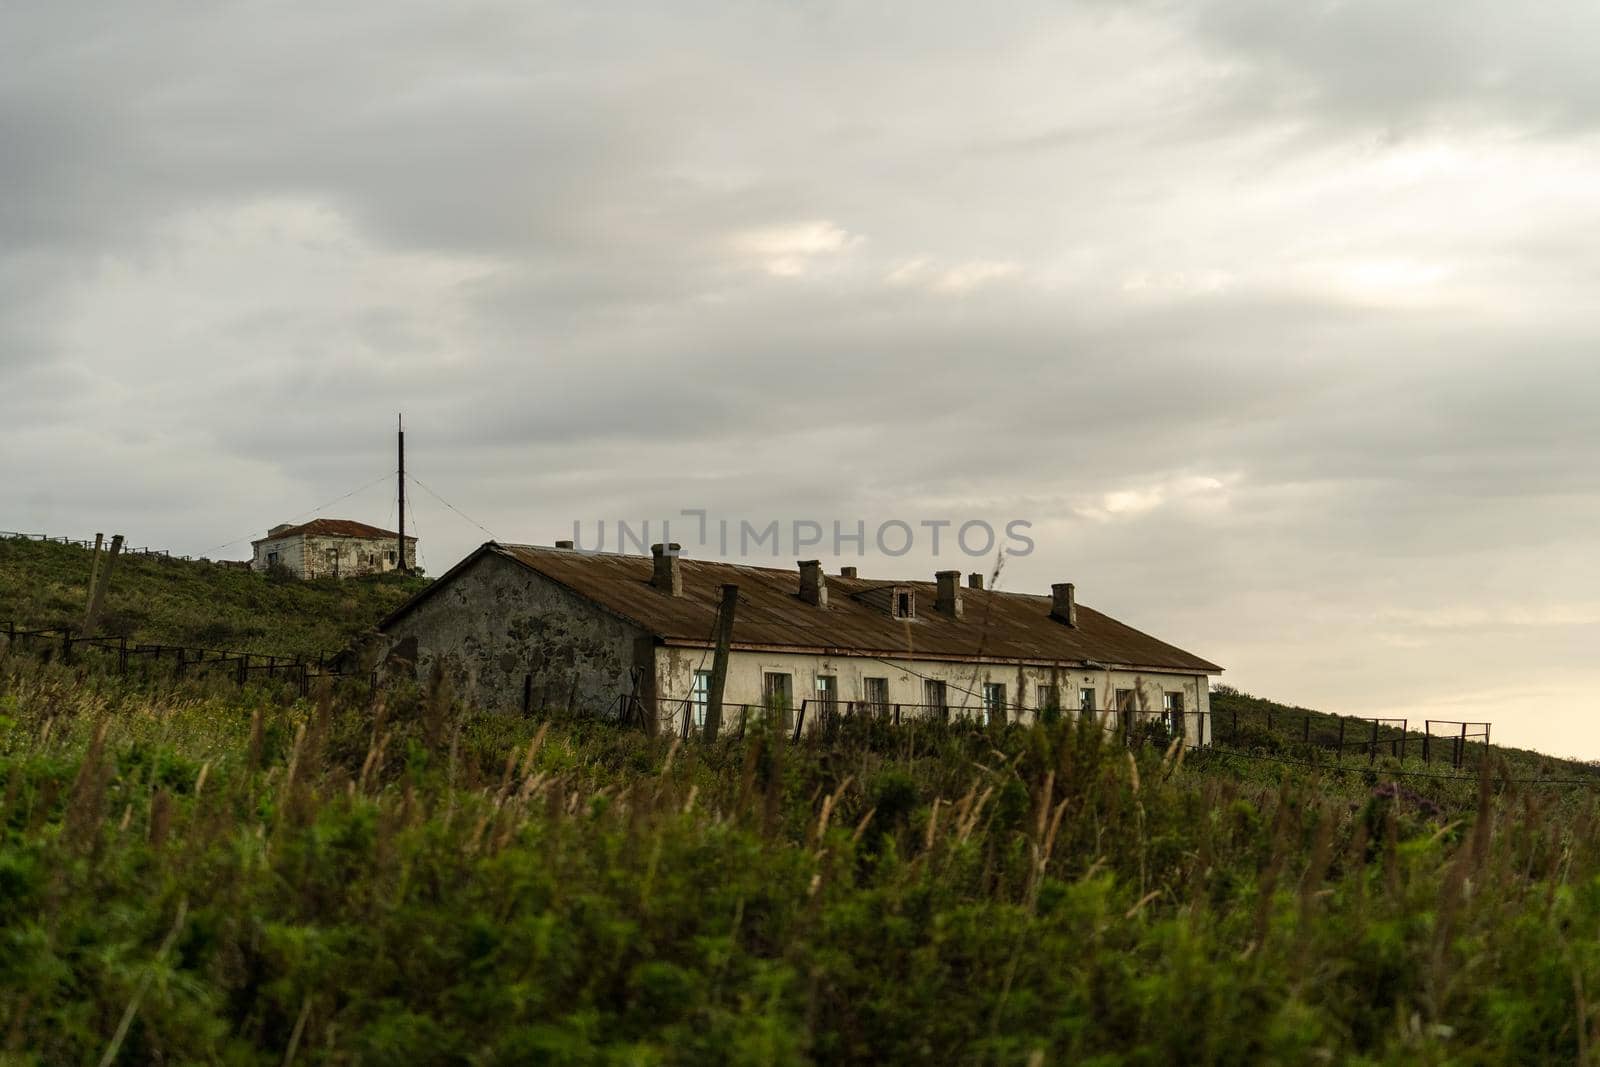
[{"xmin": 383, "ymin": 553, "xmax": 648, "ymax": 716}]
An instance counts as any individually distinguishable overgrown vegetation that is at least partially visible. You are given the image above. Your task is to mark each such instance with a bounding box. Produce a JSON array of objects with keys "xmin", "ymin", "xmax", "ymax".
[
  {"xmin": 4, "ymin": 651, "xmax": 1600, "ymax": 1064},
  {"xmin": 5, "ymin": 541, "xmax": 1600, "ymax": 1062},
  {"xmin": 0, "ymin": 536, "xmax": 427, "ymax": 657}
]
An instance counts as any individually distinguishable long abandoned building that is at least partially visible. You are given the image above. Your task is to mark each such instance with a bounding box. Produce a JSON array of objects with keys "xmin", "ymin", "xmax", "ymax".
[{"xmin": 378, "ymin": 542, "xmax": 1223, "ymax": 743}]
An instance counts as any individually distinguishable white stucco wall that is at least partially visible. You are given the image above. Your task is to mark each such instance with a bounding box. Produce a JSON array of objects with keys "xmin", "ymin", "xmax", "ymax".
[
  {"xmin": 252, "ymin": 533, "xmax": 416, "ymax": 579},
  {"xmin": 652, "ymin": 646, "xmax": 1214, "ymax": 745},
  {"xmin": 251, "ymin": 535, "xmax": 306, "ymax": 575}
]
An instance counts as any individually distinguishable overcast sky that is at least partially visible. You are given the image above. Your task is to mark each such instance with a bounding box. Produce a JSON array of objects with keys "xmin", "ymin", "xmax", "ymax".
[{"xmin": 4, "ymin": 2, "xmax": 1598, "ymax": 755}]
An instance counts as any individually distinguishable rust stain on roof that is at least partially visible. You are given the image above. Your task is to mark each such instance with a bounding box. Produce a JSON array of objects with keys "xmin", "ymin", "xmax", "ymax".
[{"xmin": 388, "ymin": 542, "xmax": 1222, "ymax": 674}]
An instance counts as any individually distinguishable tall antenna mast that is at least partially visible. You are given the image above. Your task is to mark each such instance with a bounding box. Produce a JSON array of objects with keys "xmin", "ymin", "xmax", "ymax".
[{"xmin": 397, "ymin": 413, "xmax": 408, "ymax": 575}]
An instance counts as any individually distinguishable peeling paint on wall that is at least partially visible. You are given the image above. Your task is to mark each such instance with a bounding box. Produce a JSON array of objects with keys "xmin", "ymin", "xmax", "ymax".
[
  {"xmin": 252, "ymin": 534, "xmax": 416, "ymax": 580},
  {"xmin": 650, "ymin": 647, "xmax": 1212, "ymax": 744}
]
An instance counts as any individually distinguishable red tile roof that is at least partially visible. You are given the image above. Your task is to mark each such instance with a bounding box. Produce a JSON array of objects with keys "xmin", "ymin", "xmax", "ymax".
[
  {"xmin": 384, "ymin": 542, "xmax": 1222, "ymax": 673},
  {"xmin": 253, "ymin": 518, "xmax": 415, "ymax": 543}
]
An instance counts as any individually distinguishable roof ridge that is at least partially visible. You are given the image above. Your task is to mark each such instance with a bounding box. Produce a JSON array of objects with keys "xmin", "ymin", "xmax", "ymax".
[{"xmin": 387, "ymin": 541, "xmax": 1223, "ymax": 673}]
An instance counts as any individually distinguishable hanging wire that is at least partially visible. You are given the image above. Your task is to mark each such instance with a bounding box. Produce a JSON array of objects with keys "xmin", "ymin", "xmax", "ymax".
[
  {"xmin": 405, "ymin": 479, "xmax": 426, "ymax": 575},
  {"xmin": 385, "ymin": 476, "xmax": 397, "ymax": 537},
  {"xmin": 405, "ymin": 472, "xmax": 499, "ymax": 541},
  {"xmin": 956, "ymin": 548, "xmax": 1008, "ymax": 718},
  {"xmin": 203, "ymin": 472, "xmax": 393, "ymax": 556}
]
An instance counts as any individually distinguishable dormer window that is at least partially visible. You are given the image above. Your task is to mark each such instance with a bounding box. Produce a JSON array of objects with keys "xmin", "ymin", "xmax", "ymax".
[{"xmin": 893, "ymin": 587, "xmax": 915, "ymax": 619}]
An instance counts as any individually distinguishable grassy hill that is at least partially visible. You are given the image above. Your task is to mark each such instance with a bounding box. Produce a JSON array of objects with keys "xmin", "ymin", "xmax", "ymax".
[
  {"xmin": 1208, "ymin": 685, "xmax": 1600, "ymax": 783},
  {"xmin": 0, "ymin": 535, "xmax": 428, "ymax": 658}
]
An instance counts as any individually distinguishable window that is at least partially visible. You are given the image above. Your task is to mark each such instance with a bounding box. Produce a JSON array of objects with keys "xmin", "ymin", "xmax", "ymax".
[
  {"xmin": 863, "ymin": 677, "xmax": 890, "ymax": 712},
  {"xmin": 1115, "ymin": 689, "xmax": 1137, "ymax": 712},
  {"xmin": 691, "ymin": 670, "xmax": 712, "ymax": 727},
  {"xmin": 387, "ymin": 551, "xmax": 397, "ymax": 564},
  {"xmin": 1037, "ymin": 685, "xmax": 1060, "ymax": 713},
  {"xmin": 1164, "ymin": 691, "xmax": 1185, "ymax": 736},
  {"xmin": 1079, "ymin": 687, "xmax": 1096, "ymax": 716},
  {"xmin": 892, "ymin": 587, "xmax": 915, "ymax": 619},
  {"xmin": 763, "ymin": 673, "xmax": 793, "ymax": 724},
  {"xmin": 815, "ymin": 675, "xmax": 838, "ymax": 716},
  {"xmin": 983, "ymin": 683, "xmax": 1007, "ymax": 724},
  {"xmin": 923, "ymin": 679, "xmax": 949, "ymax": 717},
  {"xmin": 266, "ymin": 551, "xmax": 279, "ymax": 567}
]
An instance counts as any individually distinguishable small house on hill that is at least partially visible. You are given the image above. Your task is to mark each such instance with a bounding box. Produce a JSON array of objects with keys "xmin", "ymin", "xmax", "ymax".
[
  {"xmin": 251, "ymin": 519, "xmax": 416, "ymax": 579},
  {"xmin": 377, "ymin": 541, "xmax": 1223, "ymax": 743}
]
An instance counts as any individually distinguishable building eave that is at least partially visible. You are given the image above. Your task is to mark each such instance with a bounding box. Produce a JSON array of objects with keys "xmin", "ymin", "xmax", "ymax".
[{"xmin": 657, "ymin": 636, "xmax": 1223, "ymax": 674}]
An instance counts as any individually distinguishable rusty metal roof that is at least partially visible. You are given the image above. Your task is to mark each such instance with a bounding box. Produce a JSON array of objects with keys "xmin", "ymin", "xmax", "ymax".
[
  {"xmin": 252, "ymin": 518, "xmax": 416, "ymax": 543},
  {"xmin": 385, "ymin": 542, "xmax": 1222, "ymax": 673}
]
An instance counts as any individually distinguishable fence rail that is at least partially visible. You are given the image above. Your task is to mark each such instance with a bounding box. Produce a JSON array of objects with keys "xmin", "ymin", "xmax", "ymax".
[
  {"xmin": 0, "ymin": 621, "xmax": 365, "ymax": 697},
  {"xmin": 4, "ymin": 606, "xmax": 1498, "ymax": 771},
  {"xmin": 644, "ymin": 694, "xmax": 1496, "ymax": 769}
]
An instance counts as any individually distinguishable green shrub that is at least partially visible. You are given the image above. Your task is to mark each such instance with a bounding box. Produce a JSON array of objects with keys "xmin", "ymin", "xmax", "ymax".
[{"xmin": 0, "ymin": 653, "xmax": 1596, "ymax": 1063}]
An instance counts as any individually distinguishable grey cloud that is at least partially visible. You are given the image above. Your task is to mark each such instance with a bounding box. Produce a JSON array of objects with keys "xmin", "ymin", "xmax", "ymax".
[{"xmin": 1173, "ymin": 0, "xmax": 1600, "ymax": 135}]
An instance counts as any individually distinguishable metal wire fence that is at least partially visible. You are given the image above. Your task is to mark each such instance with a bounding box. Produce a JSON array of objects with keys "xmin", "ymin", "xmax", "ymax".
[
  {"xmin": 0, "ymin": 530, "xmax": 246, "ymax": 565},
  {"xmin": 639, "ymin": 692, "xmax": 1495, "ymax": 769}
]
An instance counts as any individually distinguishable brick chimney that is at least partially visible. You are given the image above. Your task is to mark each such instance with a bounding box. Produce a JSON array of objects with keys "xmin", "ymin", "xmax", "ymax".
[
  {"xmin": 936, "ymin": 570, "xmax": 963, "ymax": 617},
  {"xmin": 967, "ymin": 572, "xmax": 984, "ymax": 590},
  {"xmin": 840, "ymin": 566, "xmax": 858, "ymax": 578},
  {"xmin": 651, "ymin": 543, "xmax": 682, "ymax": 596},
  {"xmin": 1051, "ymin": 582, "xmax": 1077, "ymax": 627},
  {"xmin": 798, "ymin": 560, "xmax": 827, "ymax": 607}
]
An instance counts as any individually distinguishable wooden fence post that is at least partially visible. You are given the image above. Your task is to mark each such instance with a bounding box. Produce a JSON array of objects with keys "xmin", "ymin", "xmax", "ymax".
[
  {"xmin": 80, "ymin": 533, "xmax": 104, "ymax": 635},
  {"xmin": 1368, "ymin": 719, "xmax": 1379, "ymax": 765},
  {"xmin": 704, "ymin": 584, "xmax": 738, "ymax": 742},
  {"xmin": 81, "ymin": 534, "xmax": 123, "ymax": 639}
]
